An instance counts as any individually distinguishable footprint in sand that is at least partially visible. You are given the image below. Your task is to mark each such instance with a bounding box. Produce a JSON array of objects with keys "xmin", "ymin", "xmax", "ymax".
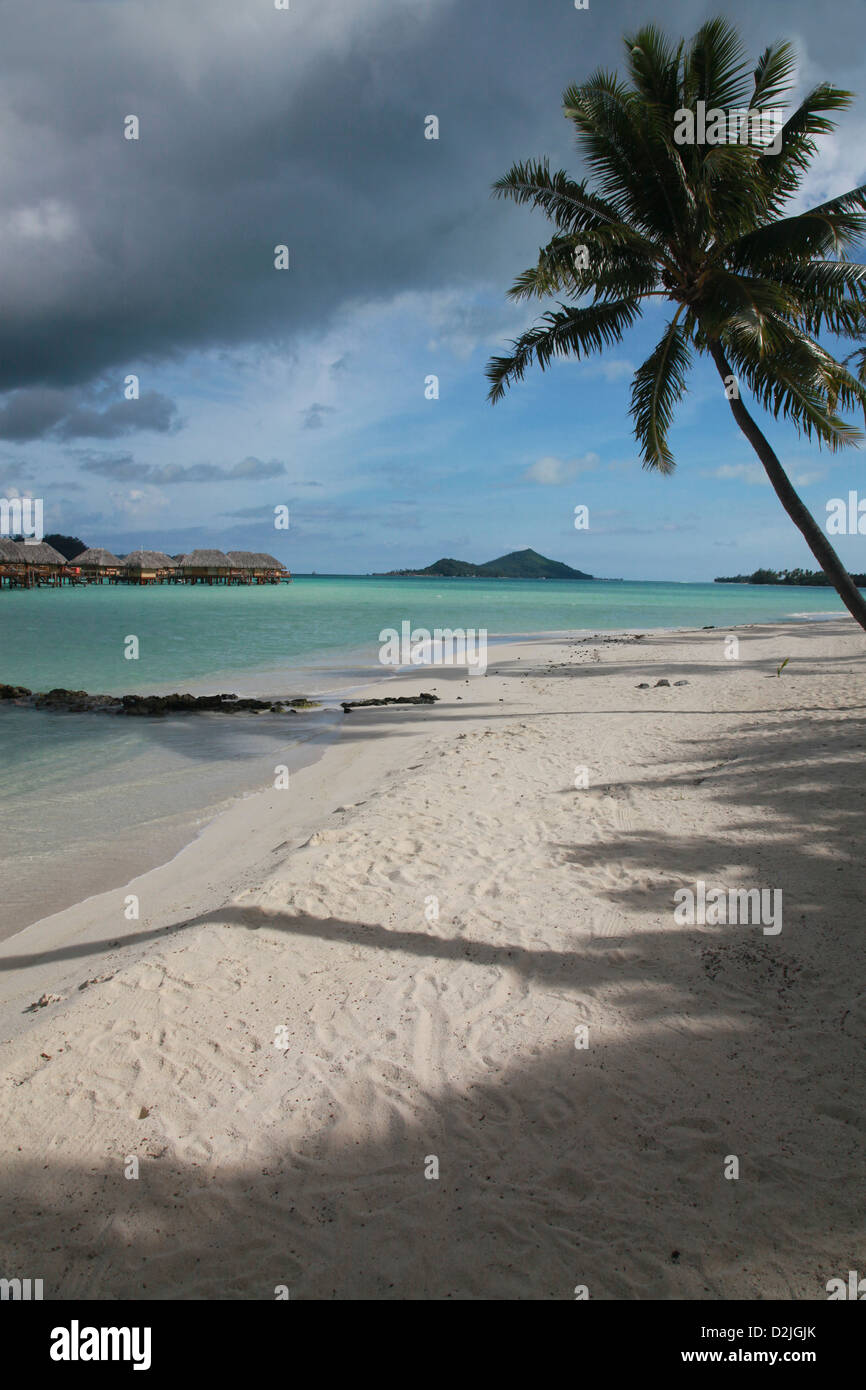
[{"xmin": 590, "ymin": 909, "xmax": 629, "ymax": 939}]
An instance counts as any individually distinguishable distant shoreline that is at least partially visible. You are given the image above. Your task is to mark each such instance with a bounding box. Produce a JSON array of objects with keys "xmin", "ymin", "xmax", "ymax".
[{"xmin": 370, "ymin": 571, "xmax": 620, "ymax": 581}]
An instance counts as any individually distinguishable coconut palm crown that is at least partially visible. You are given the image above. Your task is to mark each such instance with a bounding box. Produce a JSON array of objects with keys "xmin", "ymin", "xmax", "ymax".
[{"xmin": 487, "ymin": 18, "xmax": 866, "ymax": 628}]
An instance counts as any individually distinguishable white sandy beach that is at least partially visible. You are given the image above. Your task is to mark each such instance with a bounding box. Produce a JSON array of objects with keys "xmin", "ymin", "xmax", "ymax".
[{"xmin": 0, "ymin": 619, "xmax": 863, "ymax": 1299}]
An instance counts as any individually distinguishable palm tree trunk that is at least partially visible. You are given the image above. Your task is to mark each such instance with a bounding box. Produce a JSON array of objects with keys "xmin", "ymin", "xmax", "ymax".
[{"xmin": 709, "ymin": 340, "xmax": 866, "ymax": 632}]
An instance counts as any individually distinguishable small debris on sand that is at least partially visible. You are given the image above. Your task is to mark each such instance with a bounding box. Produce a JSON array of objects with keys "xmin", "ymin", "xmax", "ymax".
[
  {"xmin": 26, "ymin": 992, "xmax": 64, "ymax": 1013},
  {"xmin": 77, "ymin": 972, "xmax": 115, "ymax": 992}
]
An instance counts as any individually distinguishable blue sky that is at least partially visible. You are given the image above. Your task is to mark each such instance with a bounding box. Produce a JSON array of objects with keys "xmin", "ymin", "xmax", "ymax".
[{"xmin": 1, "ymin": 0, "xmax": 866, "ymax": 580}]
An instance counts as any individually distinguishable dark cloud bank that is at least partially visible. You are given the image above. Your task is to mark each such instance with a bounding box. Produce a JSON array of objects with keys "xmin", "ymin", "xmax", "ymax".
[{"xmin": 3, "ymin": 0, "xmax": 865, "ymax": 402}]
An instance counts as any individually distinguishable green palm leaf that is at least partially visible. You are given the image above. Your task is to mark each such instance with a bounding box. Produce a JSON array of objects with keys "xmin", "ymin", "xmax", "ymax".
[
  {"xmin": 486, "ymin": 299, "xmax": 641, "ymax": 403},
  {"xmin": 630, "ymin": 317, "xmax": 692, "ymax": 473}
]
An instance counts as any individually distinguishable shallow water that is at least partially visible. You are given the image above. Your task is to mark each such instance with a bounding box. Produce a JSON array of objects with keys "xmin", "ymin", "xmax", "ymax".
[
  {"xmin": 0, "ymin": 574, "xmax": 851, "ymax": 937},
  {"xmin": 0, "ymin": 702, "xmax": 339, "ymax": 939},
  {"xmin": 0, "ymin": 574, "xmax": 848, "ymax": 694}
]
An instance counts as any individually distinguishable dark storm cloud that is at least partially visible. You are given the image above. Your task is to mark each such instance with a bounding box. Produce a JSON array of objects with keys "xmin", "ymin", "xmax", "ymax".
[
  {"xmin": 0, "ymin": 387, "xmax": 179, "ymax": 441},
  {"xmin": 78, "ymin": 453, "xmax": 285, "ymax": 484},
  {"xmin": 55, "ymin": 393, "xmax": 180, "ymax": 441},
  {"xmin": 2, "ymin": 0, "xmax": 865, "ymax": 394}
]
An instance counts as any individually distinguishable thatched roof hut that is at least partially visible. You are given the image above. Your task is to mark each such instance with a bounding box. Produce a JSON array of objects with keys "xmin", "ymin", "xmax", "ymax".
[
  {"xmin": 227, "ymin": 550, "xmax": 286, "ymax": 573},
  {"xmin": 0, "ymin": 538, "xmax": 26, "ymax": 586},
  {"xmin": 17, "ymin": 541, "xmax": 68, "ymax": 566},
  {"xmin": 72, "ymin": 547, "xmax": 122, "ymax": 570},
  {"xmin": 121, "ymin": 549, "xmax": 178, "ymax": 584},
  {"xmin": 179, "ymin": 548, "xmax": 231, "ymax": 568},
  {"xmin": 123, "ymin": 550, "xmax": 177, "ymax": 571},
  {"xmin": 177, "ymin": 548, "xmax": 232, "ymax": 579}
]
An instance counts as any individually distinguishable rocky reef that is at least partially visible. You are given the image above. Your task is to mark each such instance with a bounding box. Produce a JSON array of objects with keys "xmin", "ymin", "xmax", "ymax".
[
  {"xmin": 340, "ymin": 693, "xmax": 438, "ymax": 712},
  {"xmin": 0, "ymin": 684, "xmax": 321, "ymax": 716}
]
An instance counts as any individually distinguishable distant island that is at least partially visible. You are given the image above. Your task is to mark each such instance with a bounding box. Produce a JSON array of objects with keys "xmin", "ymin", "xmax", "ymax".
[
  {"xmin": 715, "ymin": 567, "xmax": 866, "ymax": 587},
  {"xmin": 382, "ymin": 548, "xmax": 593, "ymax": 580}
]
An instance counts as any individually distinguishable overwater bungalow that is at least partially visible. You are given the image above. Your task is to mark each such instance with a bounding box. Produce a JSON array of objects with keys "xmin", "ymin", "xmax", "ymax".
[
  {"xmin": 123, "ymin": 550, "xmax": 178, "ymax": 585},
  {"xmin": 17, "ymin": 540, "xmax": 69, "ymax": 586},
  {"xmin": 72, "ymin": 547, "xmax": 123, "ymax": 583},
  {"xmin": 226, "ymin": 550, "xmax": 290, "ymax": 584},
  {"xmin": 0, "ymin": 538, "xmax": 27, "ymax": 588},
  {"xmin": 176, "ymin": 548, "xmax": 233, "ymax": 584},
  {"xmin": 2, "ymin": 541, "xmax": 292, "ymax": 590}
]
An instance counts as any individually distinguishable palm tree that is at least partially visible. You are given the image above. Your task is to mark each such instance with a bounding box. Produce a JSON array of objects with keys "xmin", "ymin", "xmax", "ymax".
[{"xmin": 487, "ymin": 18, "xmax": 866, "ymax": 629}]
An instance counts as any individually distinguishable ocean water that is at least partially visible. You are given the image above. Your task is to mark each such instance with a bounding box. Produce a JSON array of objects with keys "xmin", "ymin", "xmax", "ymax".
[
  {"xmin": 0, "ymin": 575, "xmax": 850, "ymax": 937},
  {"xmin": 0, "ymin": 574, "xmax": 848, "ymax": 693}
]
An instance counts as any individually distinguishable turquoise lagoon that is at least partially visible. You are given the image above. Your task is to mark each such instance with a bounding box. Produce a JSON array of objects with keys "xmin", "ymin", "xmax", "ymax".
[{"xmin": 0, "ymin": 575, "xmax": 849, "ymax": 937}]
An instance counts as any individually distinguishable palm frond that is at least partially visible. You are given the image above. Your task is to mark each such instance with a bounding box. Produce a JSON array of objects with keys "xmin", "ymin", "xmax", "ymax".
[
  {"xmin": 751, "ymin": 40, "xmax": 797, "ymax": 108},
  {"xmin": 723, "ymin": 320, "xmax": 864, "ymax": 447},
  {"xmin": 506, "ymin": 234, "xmax": 659, "ymax": 303},
  {"xmin": 563, "ymin": 71, "xmax": 691, "ymax": 241},
  {"xmin": 728, "ymin": 183, "xmax": 866, "ymax": 272},
  {"xmin": 683, "ymin": 17, "xmax": 752, "ymax": 110},
  {"xmin": 630, "ymin": 316, "xmax": 692, "ymax": 473},
  {"xmin": 699, "ymin": 270, "xmax": 802, "ymax": 343},
  {"xmin": 753, "ymin": 84, "xmax": 855, "ymax": 215},
  {"xmin": 486, "ymin": 299, "xmax": 641, "ymax": 402},
  {"xmin": 624, "ymin": 25, "xmax": 683, "ymax": 111},
  {"xmin": 492, "ymin": 159, "xmax": 650, "ymax": 247}
]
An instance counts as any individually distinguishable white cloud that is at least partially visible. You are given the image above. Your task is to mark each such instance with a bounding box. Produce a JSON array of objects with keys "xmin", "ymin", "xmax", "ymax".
[
  {"xmin": 704, "ymin": 462, "xmax": 825, "ymax": 488},
  {"xmin": 779, "ymin": 36, "xmax": 866, "ymax": 214},
  {"xmin": 424, "ymin": 288, "xmax": 535, "ymax": 361},
  {"xmin": 107, "ymin": 486, "xmax": 170, "ymax": 519},
  {"xmin": 546, "ymin": 355, "xmax": 634, "ymax": 383},
  {"xmin": 704, "ymin": 463, "xmax": 766, "ymax": 485},
  {"xmin": 582, "ymin": 358, "xmax": 635, "ymax": 383},
  {"xmin": 523, "ymin": 452, "xmax": 599, "ymax": 485},
  {"xmin": 5, "ymin": 198, "xmax": 77, "ymax": 244}
]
